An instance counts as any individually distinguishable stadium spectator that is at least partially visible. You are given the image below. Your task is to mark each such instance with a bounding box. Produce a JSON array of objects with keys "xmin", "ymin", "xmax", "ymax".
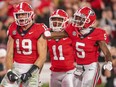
[
  {"xmin": 100, "ymin": 7, "xmax": 115, "ymax": 31},
  {"xmin": 0, "ymin": 49, "xmax": 7, "ymax": 83},
  {"xmin": 0, "ymin": 25, "xmax": 7, "ymax": 49},
  {"xmin": 0, "ymin": 1, "xmax": 14, "ymax": 27}
]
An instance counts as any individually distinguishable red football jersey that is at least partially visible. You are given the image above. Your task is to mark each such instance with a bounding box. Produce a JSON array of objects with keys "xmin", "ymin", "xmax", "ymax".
[
  {"xmin": 8, "ymin": 22, "xmax": 46, "ymax": 64},
  {"xmin": 65, "ymin": 24, "xmax": 108, "ymax": 64},
  {"xmin": 47, "ymin": 37, "xmax": 75, "ymax": 72}
]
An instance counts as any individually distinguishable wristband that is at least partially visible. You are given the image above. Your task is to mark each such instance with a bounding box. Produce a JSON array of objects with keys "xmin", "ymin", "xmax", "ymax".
[{"xmin": 28, "ymin": 65, "xmax": 39, "ymax": 74}]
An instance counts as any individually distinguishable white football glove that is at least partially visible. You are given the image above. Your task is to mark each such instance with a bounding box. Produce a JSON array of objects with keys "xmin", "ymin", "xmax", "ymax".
[
  {"xmin": 44, "ymin": 31, "xmax": 51, "ymax": 38},
  {"xmin": 103, "ymin": 61, "xmax": 113, "ymax": 71}
]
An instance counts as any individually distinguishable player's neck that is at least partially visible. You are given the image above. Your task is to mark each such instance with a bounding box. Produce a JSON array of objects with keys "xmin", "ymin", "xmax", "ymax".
[{"xmin": 21, "ymin": 22, "xmax": 33, "ymax": 31}]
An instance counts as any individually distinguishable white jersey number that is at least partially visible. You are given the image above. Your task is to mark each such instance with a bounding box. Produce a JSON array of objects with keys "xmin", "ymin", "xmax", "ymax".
[
  {"xmin": 16, "ymin": 39, "xmax": 32, "ymax": 55},
  {"xmin": 52, "ymin": 45, "xmax": 64, "ymax": 60},
  {"xmin": 76, "ymin": 42, "xmax": 85, "ymax": 58}
]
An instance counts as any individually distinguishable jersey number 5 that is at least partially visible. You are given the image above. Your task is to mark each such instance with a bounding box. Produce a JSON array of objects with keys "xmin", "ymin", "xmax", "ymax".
[
  {"xmin": 76, "ymin": 42, "xmax": 85, "ymax": 58},
  {"xmin": 16, "ymin": 39, "xmax": 32, "ymax": 55}
]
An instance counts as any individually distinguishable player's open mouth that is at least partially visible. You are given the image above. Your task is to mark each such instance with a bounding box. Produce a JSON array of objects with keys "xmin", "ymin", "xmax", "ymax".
[{"xmin": 19, "ymin": 19, "xmax": 24, "ymax": 22}]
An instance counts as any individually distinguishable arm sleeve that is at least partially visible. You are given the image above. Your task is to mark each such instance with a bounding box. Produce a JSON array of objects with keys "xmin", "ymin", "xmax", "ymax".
[
  {"xmin": 36, "ymin": 24, "xmax": 48, "ymax": 39},
  {"xmin": 65, "ymin": 24, "xmax": 73, "ymax": 37},
  {"xmin": 7, "ymin": 23, "xmax": 16, "ymax": 38},
  {"xmin": 97, "ymin": 29, "xmax": 109, "ymax": 43},
  {"xmin": 7, "ymin": 25, "xmax": 12, "ymax": 37}
]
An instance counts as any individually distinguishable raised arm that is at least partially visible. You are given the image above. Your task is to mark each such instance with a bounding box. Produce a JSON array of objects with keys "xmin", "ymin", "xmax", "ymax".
[{"xmin": 44, "ymin": 30, "xmax": 68, "ymax": 39}]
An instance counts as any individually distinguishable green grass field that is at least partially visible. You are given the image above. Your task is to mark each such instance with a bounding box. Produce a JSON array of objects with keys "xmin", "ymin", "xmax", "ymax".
[
  {"xmin": 41, "ymin": 83, "xmax": 105, "ymax": 87},
  {"xmin": 96, "ymin": 84, "xmax": 105, "ymax": 87},
  {"xmin": 41, "ymin": 83, "xmax": 49, "ymax": 87}
]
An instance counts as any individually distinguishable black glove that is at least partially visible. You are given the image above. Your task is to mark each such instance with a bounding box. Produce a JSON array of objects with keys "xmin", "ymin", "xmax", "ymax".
[
  {"xmin": 21, "ymin": 65, "xmax": 39, "ymax": 82},
  {"xmin": 7, "ymin": 70, "xmax": 19, "ymax": 82},
  {"xmin": 20, "ymin": 72, "xmax": 32, "ymax": 82}
]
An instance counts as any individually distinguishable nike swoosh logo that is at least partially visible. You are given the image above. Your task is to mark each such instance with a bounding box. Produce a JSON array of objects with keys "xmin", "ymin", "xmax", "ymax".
[
  {"xmin": 87, "ymin": 37, "xmax": 92, "ymax": 39},
  {"xmin": 29, "ymin": 32, "xmax": 33, "ymax": 34}
]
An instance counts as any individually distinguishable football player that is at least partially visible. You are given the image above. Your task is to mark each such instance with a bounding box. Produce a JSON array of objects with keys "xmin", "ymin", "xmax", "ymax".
[
  {"xmin": 44, "ymin": 7, "xmax": 113, "ymax": 87},
  {"xmin": 1, "ymin": 2, "xmax": 47, "ymax": 87},
  {"xmin": 46, "ymin": 9, "xmax": 75, "ymax": 87}
]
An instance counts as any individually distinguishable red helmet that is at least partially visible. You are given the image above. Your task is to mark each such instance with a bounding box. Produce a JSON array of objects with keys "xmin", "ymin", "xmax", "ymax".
[
  {"xmin": 13, "ymin": 2, "xmax": 34, "ymax": 26},
  {"xmin": 49, "ymin": 9, "xmax": 69, "ymax": 32},
  {"xmin": 73, "ymin": 6, "xmax": 96, "ymax": 29}
]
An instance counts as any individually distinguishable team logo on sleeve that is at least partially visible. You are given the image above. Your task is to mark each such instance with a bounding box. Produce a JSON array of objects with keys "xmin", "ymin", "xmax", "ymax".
[
  {"xmin": 12, "ymin": 30, "xmax": 17, "ymax": 35},
  {"xmin": 72, "ymin": 31, "xmax": 77, "ymax": 36}
]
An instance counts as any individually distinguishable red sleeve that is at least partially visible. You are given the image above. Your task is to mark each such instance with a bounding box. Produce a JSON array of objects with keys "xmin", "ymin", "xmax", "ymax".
[
  {"xmin": 35, "ymin": 23, "xmax": 48, "ymax": 39},
  {"xmin": 7, "ymin": 22, "xmax": 17, "ymax": 38},
  {"xmin": 65, "ymin": 24, "xmax": 73, "ymax": 36},
  {"xmin": 41, "ymin": 23, "xmax": 48, "ymax": 31},
  {"xmin": 96, "ymin": 28, "xmax": 109, "ymax": 43},
  {"xmin": 7, "ymin": 24, "xmax": 12, "ymax": 37}
]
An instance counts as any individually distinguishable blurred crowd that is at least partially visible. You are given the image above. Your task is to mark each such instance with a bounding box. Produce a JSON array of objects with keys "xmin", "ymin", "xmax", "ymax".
[{"xmin": 0, "ymin": 0, "xmax": 116, "ymax": 87}]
